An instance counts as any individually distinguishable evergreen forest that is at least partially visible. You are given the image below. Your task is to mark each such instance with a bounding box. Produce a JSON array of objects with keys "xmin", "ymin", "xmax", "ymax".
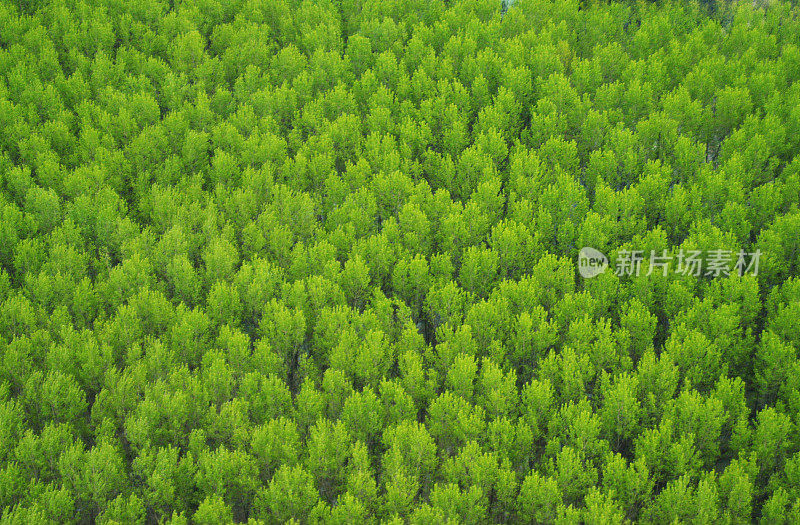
[{"xmin": 1, "ymin": 0, "xmax": 800, "ymax": 522}]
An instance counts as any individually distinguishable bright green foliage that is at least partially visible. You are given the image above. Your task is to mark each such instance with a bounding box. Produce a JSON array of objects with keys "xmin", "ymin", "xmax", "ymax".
[{"xmin": 1, "ymin": 0, "xmax": 800, "ymax": 522}]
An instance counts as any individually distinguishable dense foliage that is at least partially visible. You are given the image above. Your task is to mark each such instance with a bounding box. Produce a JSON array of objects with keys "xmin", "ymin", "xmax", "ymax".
[{"xmin": 1, "ymin": 0, "xmax": 800, "ymax": 522}]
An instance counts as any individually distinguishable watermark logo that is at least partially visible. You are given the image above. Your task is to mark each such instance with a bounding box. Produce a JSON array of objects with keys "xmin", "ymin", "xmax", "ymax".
[
  {"xmin": 578, "ymin": 247, "xmax": 609, "ymax": 278},
  {"xmin": 578, "ymin": 248, "xmax": 761, "ymax": 278}
]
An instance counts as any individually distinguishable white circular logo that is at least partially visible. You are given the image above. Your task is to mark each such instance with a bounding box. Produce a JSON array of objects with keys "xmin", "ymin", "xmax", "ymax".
[{"xmin": 578, "ymin": 247, "xmax": 608, "ymax": 279}]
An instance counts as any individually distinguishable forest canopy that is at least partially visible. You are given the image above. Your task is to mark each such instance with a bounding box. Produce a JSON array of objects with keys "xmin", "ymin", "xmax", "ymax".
[{"xmin": 1, "ymin": 0, "xmax": 800, "ymax": 523}]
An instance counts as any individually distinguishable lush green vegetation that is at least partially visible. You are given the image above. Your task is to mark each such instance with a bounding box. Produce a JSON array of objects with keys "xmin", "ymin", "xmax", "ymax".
[{"xmin": 1, "ymin": 0, "xmax": 800, "ymax": 522}]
